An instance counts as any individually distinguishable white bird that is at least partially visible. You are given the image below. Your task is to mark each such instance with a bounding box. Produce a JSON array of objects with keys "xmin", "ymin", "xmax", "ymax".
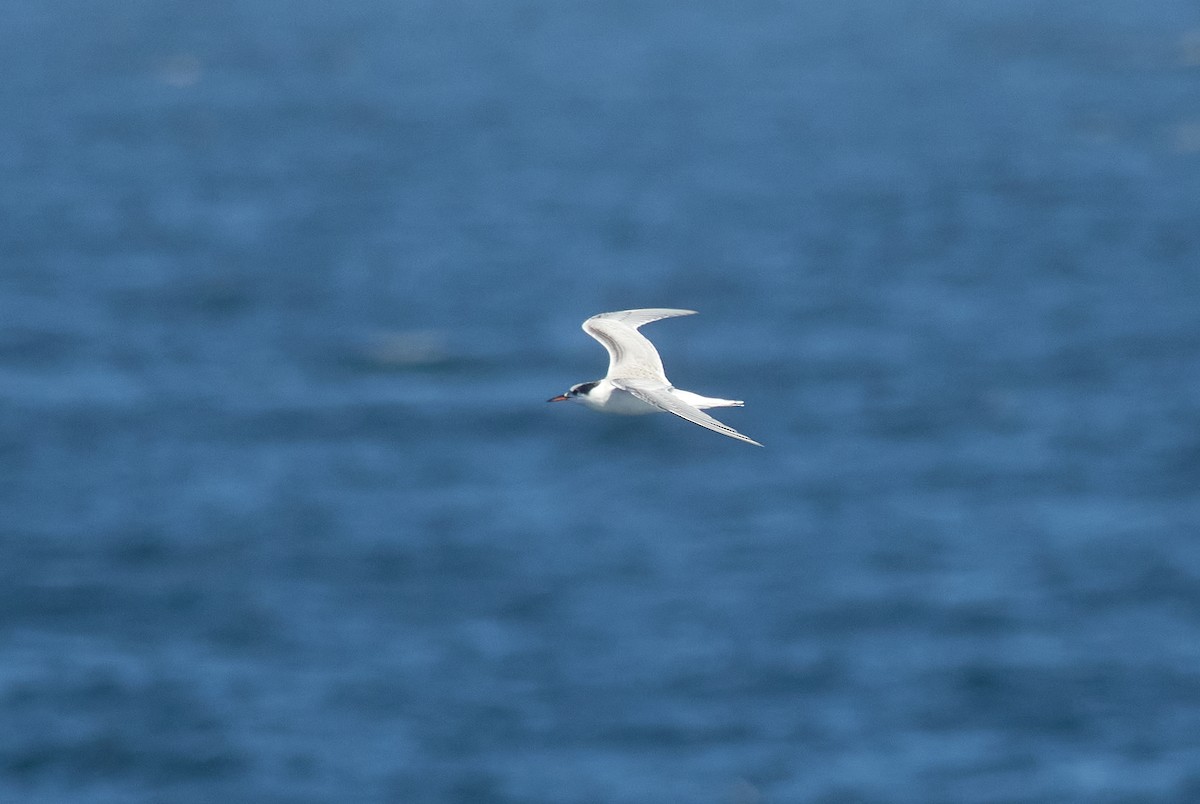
[{"xmin": 548, "ymin": 308, "xmax": 762, "ymax": 446}]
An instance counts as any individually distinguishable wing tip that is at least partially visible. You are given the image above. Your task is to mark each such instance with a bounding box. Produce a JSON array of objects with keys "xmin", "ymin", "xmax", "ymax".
[
  {"xmin": 709, "ymin": 420, "xmax": 763, "ymax": 447},
  {"xmin": 728, "ymin": 430, "xmax": 764, "ymax": 447}
]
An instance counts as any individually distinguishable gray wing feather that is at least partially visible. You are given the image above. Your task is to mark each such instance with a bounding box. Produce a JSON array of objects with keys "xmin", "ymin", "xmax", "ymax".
[
  {"xmin": 582, "ymin": 309, "xmax": 697, "ymax": 381},
  {"xmin": 615, "ymin": 378, "xmax": 763, "ymax": 447}
]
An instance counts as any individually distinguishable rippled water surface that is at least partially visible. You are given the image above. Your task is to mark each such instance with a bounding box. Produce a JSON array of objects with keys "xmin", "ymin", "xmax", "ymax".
[{"xmin": 3, "ymin": 1, "xmax": 1200, "ymax": 801}]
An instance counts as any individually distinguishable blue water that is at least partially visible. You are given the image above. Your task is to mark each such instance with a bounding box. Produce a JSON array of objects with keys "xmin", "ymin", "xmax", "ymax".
[{"xmin": 3, "ymin": 1, "xmax": 1200, "ymax": 801}]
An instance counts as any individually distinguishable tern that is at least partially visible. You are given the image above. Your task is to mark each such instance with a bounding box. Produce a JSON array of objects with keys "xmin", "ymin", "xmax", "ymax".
[{"xmin": 548, "ymin": 308, "xmax": 762, "ymax": 446}]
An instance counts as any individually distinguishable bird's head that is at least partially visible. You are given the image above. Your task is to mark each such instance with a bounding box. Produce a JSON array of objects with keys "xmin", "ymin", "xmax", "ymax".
[{"xmin": 547, "ymin": 380, "xmax": 599, "ymax": 403}]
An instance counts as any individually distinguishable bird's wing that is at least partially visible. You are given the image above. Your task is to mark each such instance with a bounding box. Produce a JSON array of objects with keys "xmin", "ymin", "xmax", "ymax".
[
  {"xmin": 614, "ymin": 378, "xmax": 763, "ymax": 446},
  {"xmin": 582, "ymin": 309, "xmax": 697, "ymax": 381}
]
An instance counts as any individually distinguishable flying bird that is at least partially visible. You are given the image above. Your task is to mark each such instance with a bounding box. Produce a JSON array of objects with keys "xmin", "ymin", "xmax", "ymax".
[{"xmin": 548, "ymin": 308, "xmax": 762, "ymax": 446}]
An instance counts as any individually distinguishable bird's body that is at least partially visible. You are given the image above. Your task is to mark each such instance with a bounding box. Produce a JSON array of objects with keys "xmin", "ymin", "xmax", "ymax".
[
  {"xmin": 568, "ymin": 379, "xmax": 744, "ymax": 416},
  {"xmin": 548, "ymin": 308, "xmax": 762, "ymax": 446}
]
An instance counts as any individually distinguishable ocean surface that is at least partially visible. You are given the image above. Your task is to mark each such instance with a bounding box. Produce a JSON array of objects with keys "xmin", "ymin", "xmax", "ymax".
[{"xmin": 3, "ymin": 1, "xmax": 1200, "ymax": 802}]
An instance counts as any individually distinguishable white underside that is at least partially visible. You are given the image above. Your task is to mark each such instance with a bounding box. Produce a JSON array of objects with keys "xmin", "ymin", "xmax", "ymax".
[{"xmin": 578, "ymin": 380, "xmax": 742, "ymax": 415}]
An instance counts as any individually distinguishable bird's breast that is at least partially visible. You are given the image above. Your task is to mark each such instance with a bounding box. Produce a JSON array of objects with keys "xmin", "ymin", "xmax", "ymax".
[{"xmin": 583, "ymin": 386, "xmax": 661, "ymax": 415}]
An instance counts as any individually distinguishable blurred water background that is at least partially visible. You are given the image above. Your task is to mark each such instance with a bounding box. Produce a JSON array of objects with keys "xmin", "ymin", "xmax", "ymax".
[{"xmin": 3, "ymin": 1, "xmax": 1200, "ymax": 802}]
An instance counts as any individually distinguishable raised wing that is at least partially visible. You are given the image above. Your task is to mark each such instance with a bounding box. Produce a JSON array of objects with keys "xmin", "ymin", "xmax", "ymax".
[
  {"xmin": 582, "ymin": 309, "xmax": 697, "ymax": 381},
  {"xmin": 614, "ymin": 378, "xmax": 763, "ymax": 446}
]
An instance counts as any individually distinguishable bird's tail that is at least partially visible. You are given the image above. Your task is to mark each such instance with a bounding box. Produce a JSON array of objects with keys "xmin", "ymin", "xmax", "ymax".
[{"xmin": 673, "ymin": 390, "xmax": 744, "ymax": 409}]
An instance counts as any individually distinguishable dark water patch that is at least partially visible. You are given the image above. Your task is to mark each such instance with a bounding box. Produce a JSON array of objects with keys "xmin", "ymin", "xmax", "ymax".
[{"xmin": 2, "ymin": 667, "xmax": 247, "ymax": 788}]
